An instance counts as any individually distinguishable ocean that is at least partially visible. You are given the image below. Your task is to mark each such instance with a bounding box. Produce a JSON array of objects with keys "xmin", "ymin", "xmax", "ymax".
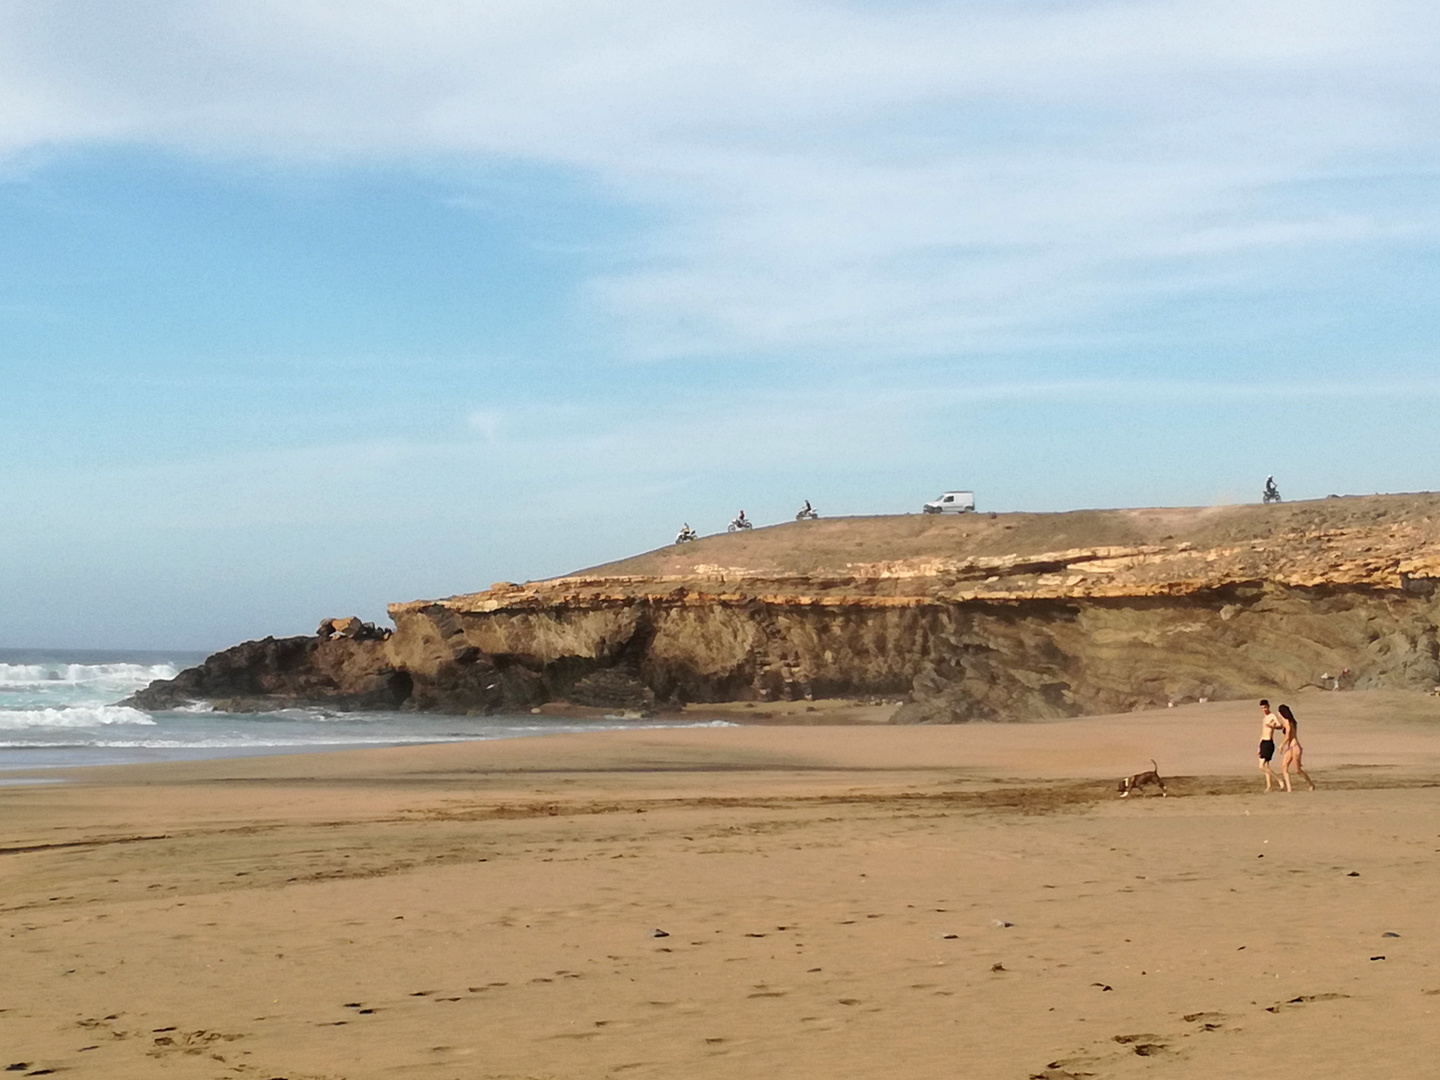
[{"xmin": 0, "ymin": 648, "xmax": 728, "ymax": 774}]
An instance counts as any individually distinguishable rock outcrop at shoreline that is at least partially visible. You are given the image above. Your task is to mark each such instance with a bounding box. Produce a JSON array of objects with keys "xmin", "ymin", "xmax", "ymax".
[{"xmin": 126, "ymin": 494, "xmax": 1440, "ymax": 721}]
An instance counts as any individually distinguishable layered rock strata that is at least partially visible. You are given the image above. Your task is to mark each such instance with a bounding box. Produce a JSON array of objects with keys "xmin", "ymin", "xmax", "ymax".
[{"xmin": 127, "ymin": 494, "xmax": 1440, "ymax": 721}]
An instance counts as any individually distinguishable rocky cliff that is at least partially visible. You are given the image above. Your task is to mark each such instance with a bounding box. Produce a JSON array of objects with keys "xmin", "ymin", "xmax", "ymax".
[{"xmin": 127, "ymin": 494, "xmax": 1440, "ymax": 721}]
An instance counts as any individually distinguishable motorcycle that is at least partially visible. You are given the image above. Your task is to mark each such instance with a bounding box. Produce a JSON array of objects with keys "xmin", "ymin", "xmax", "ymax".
[
  {"xmin": 675, "ymin": 524, "xmax": 698, "ymax": 544},
  {"xmin": 1262, "ymin": 476, "xmax": 1281, "ymax": 504},
  {"xmin": 727, "ymin": 512, "xmax": 753, "ymax": 533},
  {"xmin": 795, "ymin": 500, "xmax": 819, "ymax": 521}
]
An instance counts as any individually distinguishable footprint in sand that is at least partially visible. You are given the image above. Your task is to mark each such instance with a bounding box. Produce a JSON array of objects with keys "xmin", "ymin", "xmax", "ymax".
[
  {"xmin": 1030, "ymin": 1057, "xmax": 1099, "ymax": 1079},
  {"xmin": 1265, "ymin": 992, "xmax": 1350, "ymax": 1013},
  {"xmin": 1181, "ymin": 1011, "xmax": 1227, "ymax": 1031},
  {"xmin": 1112, "ymin": 1034, "xmax": 1169, "ymax": 1056}
]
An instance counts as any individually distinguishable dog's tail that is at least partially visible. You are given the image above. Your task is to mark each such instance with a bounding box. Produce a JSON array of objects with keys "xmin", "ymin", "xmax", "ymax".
[{"xmin": 1150, "ymin": 759, "xmax": 1158, "ymax": 774}]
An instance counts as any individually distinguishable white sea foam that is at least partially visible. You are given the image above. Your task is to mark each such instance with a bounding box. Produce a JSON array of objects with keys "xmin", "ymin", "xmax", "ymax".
[
  {"xmin": 0, "ymin": 662, "xmax": 177, "ymax": 691},
  {"xmin": 0, "ymin": 644, "xmax": 743, "ymax": 773},
  {"xmin": 268, "ymin": 707, "xmax": 350, "ymax": 722},
  {"xmin": 0, "ymin": 705, "xmax": 156, "ymax": 729},
  {"xmin": 0, "ymin": 734, "xmax": 459, "ymax": 749},
  {"xmin": 0, "ymin": 722, "xmax": 735, "ymax": 750}
]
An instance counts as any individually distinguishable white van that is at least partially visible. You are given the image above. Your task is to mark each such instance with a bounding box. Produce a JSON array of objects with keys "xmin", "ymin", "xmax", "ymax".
[{"xmin": 922, "ymin": 490, "xmax": 975, "ymax": 514}]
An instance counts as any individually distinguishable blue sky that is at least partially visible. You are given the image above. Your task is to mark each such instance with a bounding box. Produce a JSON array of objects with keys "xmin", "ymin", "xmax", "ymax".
[{"xmin": 3, "ymin": 0, "xmax": 1440, "ymax": 649}]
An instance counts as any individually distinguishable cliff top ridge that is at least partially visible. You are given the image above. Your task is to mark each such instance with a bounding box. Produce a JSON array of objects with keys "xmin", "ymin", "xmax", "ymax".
[{"xmin": 392, "ymin": 492, "xmax": 1440, "ymax": 616}]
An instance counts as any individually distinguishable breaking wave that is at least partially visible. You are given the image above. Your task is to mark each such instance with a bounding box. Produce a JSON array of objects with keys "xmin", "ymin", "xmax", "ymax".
[
  {"xmin": 0, "ymin": 649, "xmax": 738, "ymax": 769},
  {"xmin": 0, "ymin": 662, "xmax": 177, "ymax": 693},
  {"xmin": 0, "ymin": 705, "xmax": 156, "ymax": 729}
]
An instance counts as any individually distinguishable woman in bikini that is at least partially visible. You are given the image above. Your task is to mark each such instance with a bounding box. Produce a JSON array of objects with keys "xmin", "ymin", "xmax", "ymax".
[{"xmin": 1276, "ymin": 704, "xmax": 1316, "ymax": 791}]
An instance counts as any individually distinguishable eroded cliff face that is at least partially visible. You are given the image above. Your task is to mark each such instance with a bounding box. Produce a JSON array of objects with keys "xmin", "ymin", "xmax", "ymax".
[{"xmin": 129, "ymin": 494, "xmax": 1440, "ymax": 720}]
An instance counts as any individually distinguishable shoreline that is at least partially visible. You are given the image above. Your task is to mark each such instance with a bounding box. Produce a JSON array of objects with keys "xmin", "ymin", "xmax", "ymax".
[
  {"xmin": 0, "ymin": 706, "xmax": 751, "ymax": 777},
  {"xmin": 534, "ymin": 696, "xmax": 904, "ymax": 724},
  {"xmin": 9, "ymin": 687, "xmax": 1440, "ymax": 785}
]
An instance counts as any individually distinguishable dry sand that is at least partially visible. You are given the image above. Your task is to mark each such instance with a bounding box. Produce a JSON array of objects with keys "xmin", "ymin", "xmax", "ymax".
[{"xmin": 3, "ymin": 690, "xmax": 1440, "ymax": 1079}]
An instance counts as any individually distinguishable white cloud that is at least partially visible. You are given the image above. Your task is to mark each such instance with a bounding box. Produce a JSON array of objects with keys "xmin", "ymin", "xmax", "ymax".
[
  {"xmin": 467, "ymin": 408, "xmax": 504, "ymax": 445},
  {"xmin": 2, "ymin": 0, "xmax": 1438, "ymax": 360}
]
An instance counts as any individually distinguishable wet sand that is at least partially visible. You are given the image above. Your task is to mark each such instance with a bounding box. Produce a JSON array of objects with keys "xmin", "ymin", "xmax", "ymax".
[{"xmin": 3, "ymin": 690, "xmax": 1439, "ymax": 1078}]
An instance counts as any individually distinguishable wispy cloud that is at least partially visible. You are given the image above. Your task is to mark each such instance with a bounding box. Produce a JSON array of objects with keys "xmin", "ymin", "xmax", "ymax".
[
  {"xmin": 3, "ymin": 1, "xmax": 1438, "ymax": 363},
  {"xmin": 467, "ymin": 408, "xmax": 504, "ymax": 445}
]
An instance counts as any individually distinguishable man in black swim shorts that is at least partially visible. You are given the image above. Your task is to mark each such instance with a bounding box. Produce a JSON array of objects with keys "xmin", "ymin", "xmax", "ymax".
[{"xmin": 1257, "ymin": 699, "xmax": 1282, "ymax": 792}]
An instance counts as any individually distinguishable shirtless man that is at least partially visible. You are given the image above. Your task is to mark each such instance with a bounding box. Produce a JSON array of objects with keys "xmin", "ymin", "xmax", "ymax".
[{"xmin": 1258, "ymin": 699, "xmax": 1284, "ymax": 791}]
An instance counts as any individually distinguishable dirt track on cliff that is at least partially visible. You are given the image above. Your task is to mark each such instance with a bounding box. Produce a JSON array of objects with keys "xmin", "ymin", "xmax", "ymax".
[{"xmin": 573, "ymin": 492, "xmax": 1440, "ymax": 584}]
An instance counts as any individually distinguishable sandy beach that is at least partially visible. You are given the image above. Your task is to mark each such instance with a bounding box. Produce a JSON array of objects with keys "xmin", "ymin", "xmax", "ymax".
[{"xmin": 4, "ymin": 691, "xmax": 1439, "ymax": 1079}]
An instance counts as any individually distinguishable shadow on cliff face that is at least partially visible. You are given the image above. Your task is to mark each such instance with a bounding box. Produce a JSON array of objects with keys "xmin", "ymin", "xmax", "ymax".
[{"xmin": 891, "ymin": 587, "xmax": 1440, "ymax": 721}]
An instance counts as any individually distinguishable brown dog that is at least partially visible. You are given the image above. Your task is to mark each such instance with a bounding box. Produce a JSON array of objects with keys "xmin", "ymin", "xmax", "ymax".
[{"xmin": 1118, "ymin": 759, "xmax": 1167, "ymax": 797}]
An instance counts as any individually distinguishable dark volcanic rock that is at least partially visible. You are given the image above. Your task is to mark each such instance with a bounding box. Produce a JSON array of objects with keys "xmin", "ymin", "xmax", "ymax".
[
  {"xmin": 123, "ymin": 634, "xmax": 550, "ymax": 716},
  {"xmin": 566, "ymin": 669, "xmax": 656, "ymax": 711},
  {"xmin": 317, "ymin": 615, "xmax": 388, "ymax": 641},
  {"xmin": 122, "ymin": 635, "xmax": 409, "ymax": 712}
]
